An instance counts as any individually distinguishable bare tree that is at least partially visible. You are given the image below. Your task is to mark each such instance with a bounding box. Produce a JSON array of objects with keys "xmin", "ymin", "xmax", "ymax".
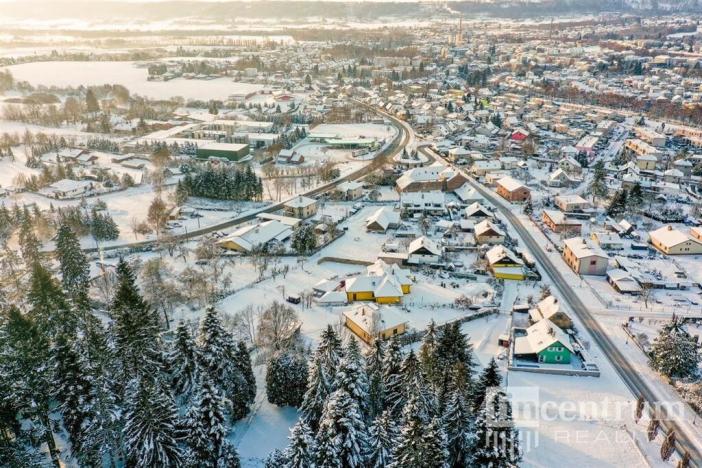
[{"xmin": 256, "ymin": 301, "xmax": 300, "ymax": 351}]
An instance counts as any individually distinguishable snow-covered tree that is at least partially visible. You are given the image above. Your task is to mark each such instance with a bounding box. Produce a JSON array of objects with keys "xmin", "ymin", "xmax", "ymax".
[
  {"xmin": 365, "ymin": 340, "xmax": 385, "ymax": 418},
  {"xmin": 317, "ymin": 325, "xmax": 343, "ymax": 383},
  {"xmin": 300, "ymin": 355, "xmax": 330, "ymax": 430},
  {"xmin": 424, "ymin": 416, "xmax": 449, "ymax": 468},
  {"xmin": 382, "ymin": 338, "xmax": 405, "ymax": 417},
  {"xmin": 401, "ymin": 350, "xmax": 435, "ymax": 421},
  {"xmin": 111, "ymin": 258, "xmax": 163, "ymax": 377},
  {"xmin": 315, "ymin": 389, "xmax": 368, "ymax": 468},
  {"xmin": 365, "ymin": 411, "xmax": 398, "ymax": 468},
  {"xmin": 184, "ymin": 375, "xmax": 238, "ymax": 467},
  {"xmin": 390, "ymin": 393, "xmax": 429, "ymax": 467},
  {"xmin": 54, "ymin": 222, "xmax": 90, "ymax": 311},
  {"xmin": 283, "ymin": 419, "xmax": 317, "ymax": 468},
  {"xmin": 123, "ymin": 377, "xmax": 183, "ymax": 467},
  {"xmin": 267, "ymin": 351, "xmax": 308, "ymax": 407},
  {"xmin": 472, "ymin": 389, "xmax": 521, "ymax": 468},
  {"xmin": 419, "ymin": 320, "xmax": 439, "ymax": 388},
  {"xmin": 334, "ymin": 338, "xmax": 369, "ymax": 415},
  {"xmin": 650, "ymin": 317, "xmax": 700, "ymax": 379},
  {"xmin": 234, "ymin": 340, "xmax": 256, "ymax": 404},
  {"xmin": 168, "ymin": 321, "xmax": 199, "ymax": 403},
  {"xmin": 443, "ymin": 367, "xmax": 475, "ymax": 468},
  {"xmin": 472, "ymin": 357, "xmax": 502, "ymax": 411}
]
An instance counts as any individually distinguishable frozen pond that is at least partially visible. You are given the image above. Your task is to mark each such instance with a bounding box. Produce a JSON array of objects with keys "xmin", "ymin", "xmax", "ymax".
[{"xmin": 3, "ymin": 61, "xmax": 264, "ymax": 100}]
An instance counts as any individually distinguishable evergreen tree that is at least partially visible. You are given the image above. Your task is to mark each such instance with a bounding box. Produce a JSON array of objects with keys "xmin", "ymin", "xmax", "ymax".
[
  {"xmin": 18, "ymin": 215, "xmax": 40, "ymax": 266},
  {"xmin": 27, "ymin": 261, "xmax": 76, "ymax": 337},
  {"xmin": 184, "ymin": 376, "xmax": 238, "ymax": 467},
  {"xmin": 85, "ymin": 89, "xmax": 100, "ymax": 113},
  {"xmin": 123, "ymin": 377, "xmax": 183, "ymax": 467},
  {"xmin": 589, "ymin": 160, "xmax": 608, "ymax": 202},
  {"xmin": 436, "ymin": 322, "xmax": 476, "ymax": 399},
  {"xmin": 401, "ymin": 350, "xmax": 435, "ymax": 421},
  {"xmin": 55, "ymin": 223, "xmax": 90, "ymax": 311},
  {"xmin": 300, "ymin": 355, "xmax": 329, "ymax": 430},
  {"xmin": 443, "ymin": 366, "xmax": 475, "ymax": 468},
  {"xmin": 650, "ymin": 317, "xmax": 700, "ymax": 379},
  {"xmin": 606, "ymin": 189, "xmax": 627, "ymax": 218},
  {"xmin": 472, "ymin": 358, "xmax": 502, "ymax": 411},
  {"xmin": 167, "ymin": 321, "xmax": 199, "ymax": 402},
  {"xmin": 365, "ymin": 340, "xmax": 385, "ymax": 418},
  {"xmin": 0, "ymin": 306, "xmax": 60, "ymax": 466},
  {"xmin": 52, "ymin": 330, "xmax": 94, "ymax": 458},
  {"xmin": 266, "ymin": 351, "xmax": 308, "ymax": 407},
  {"xmin": 111, "ymin": 258, "xmax": 163, "ymax": 377},
  {"xmin": 283, "ymin": 420, "xmax": 317, "ymax": 468},
  {"xmin": 365, "ymin": 411, "xmax": 398, "ymax": 468},
  {"xmin": 424, "ymin": 416, "xmax": 449, "ymax": 468},
  {"xmin": 234, "ymin": 340, "xmax": 256, "ymax": 404},
  {"xmin": 628, "ymin": 182, "xmax": 644, "ymax": 212},
  {"xmin": 390, "ymin": 393, "xmax": 429, "ymax": 467},
  {"xmin": 334, "ymin": 338, "xmax": 369, "ymax": 416},
  {"xmin": 265, "ymin": 449, "xmax": 289, "ymax": 467},
  {"xmin": 472, "ymin": 389, "xmax": 521, "ymax": 468},
  {"xmin": 315, "ymin": 389, "xmax": 368, "ymax": 468},
  {"xmin": 419, "ymin": 320, "xmax": 439, "ymax": 389},
  {"xmin": 382, "ymin": 338, "xmax": 405, "ymax": 417},
  {"xmin": 197, "ymin": 306, "xmax": 250, "ymax": 420}
]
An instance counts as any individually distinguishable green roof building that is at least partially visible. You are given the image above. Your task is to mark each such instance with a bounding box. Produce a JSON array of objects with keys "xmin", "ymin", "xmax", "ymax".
[{"xmin": 196, "ymin": 142, "xmax": 250, "ymax": 161}]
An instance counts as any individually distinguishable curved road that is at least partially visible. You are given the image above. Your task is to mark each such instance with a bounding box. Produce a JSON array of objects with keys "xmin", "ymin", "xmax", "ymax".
[
  {"xmin": 84, "ymin": 101, "xmax": 411, "ymax": 254},
  {"xmin": 465, "ymin": 176, "xmax": 702, "ymax": 466}
]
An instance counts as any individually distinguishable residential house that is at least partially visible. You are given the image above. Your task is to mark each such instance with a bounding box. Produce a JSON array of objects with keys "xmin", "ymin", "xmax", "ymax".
[
  {"xmin": 365, "ymin": 207, "xmax": 401, "ymax": 232},
  {"xmin": 562, "ymin": 237, "xmax": 609, "ymax": 276},
  {"xmin": 284, "ymin": 196, "xmax": 318, "ymax": 219},
  {"xmin": 400, "ymin": 191, "xmax": 446, "ymax": 216},
  {"xmin": 649, "ymin": 225, "xmax": 702, "ymax": 255},
  {"xmin": 555, "ymin": 194, "xmax": 590, "ymax": 212},
  {"xmin": 496, "ymin": 176, "xmax": 530, "ymax": 202},
  {"xmin": 513, "ymin": 319, "xmax": 574, "ymax": 364},
  {"xmin": 528, "ymin": 296, "xmax": 573, "ymax": 329},
  {"xmin": 465, "ymin": 202, "xmax": 493, "ymax": 219},
  {"xmin": 542, "ymin": 210, "xmax": 582, "ymax": 235},
  {"xmin": 474, "ymin": 219, "xmax": 506, "ymax": 244},
  {"xmin": 217, "ymin": 220, "xmax": 292, "ymax": 252},
  {"xmin": 407, "ymin": 236, "xmax": 442, "ymax": 264},
  {"xmin": 485, "ymin": 245, "xmax": 525, "ymax": 280},
  {"xmin": 336, "ymin": 180, "xmax": 364, "ymax": 200},
  {"xmin": 343, "ymin": 303, "xmax": 407, "ymax": 344}
]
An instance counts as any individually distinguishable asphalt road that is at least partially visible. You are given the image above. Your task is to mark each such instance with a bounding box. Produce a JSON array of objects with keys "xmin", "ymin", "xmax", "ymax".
[
  {"xmin": 84, "ymin": 102, "xmax": 410, "ymax": 254},
  {"xmin": 466, "ymin": 176, "xmax": 702, "ymax": 466}
]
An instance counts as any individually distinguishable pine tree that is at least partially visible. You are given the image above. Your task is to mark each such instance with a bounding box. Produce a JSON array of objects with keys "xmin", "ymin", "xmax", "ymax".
[
  {"xmin": 436, "ymin": 322, "xmax": 476, "ymax": 396},
  {"xmin": 123, "ymin": 377, "xmax": 183, "ymax": 467},
  {"xmin": 443, "ymin": 366, "xmax": 475, "ymax": 468},
  {"xmin": 184, "ymin": 376, "xmax": 234, "ymax": 466},
  {"xmin": 606, "ymin": 189, "xmax": 627, "ymax": 218},
  {"xmin": 197, "ymin": 306, "xmax": 249, "ymax": 420},
  {"xmin": 390, "ymin": 393, "xmax": 429, "ymax": 467},
  {"xmin": 472, "ymin": 389, "xmax": 521, "ymax": 468},
  {"xmin": 284, "ymin": 420, "xmax": 317, "ymax": 468},
  {"xmin": 55, "ymin": 223, "xmax": 90, "ymax": 311},
  {"xmin": 334, "ymin": 338, "xmax": 369, "ymax": 416},
  {"xmin": 365, "ymin": 339, "xmax": 385, "ymax": 418},
  {"xmin": 419, "ymin": 320, "xmax": 439, "ymax": 389},
  {"xmin": 27, "ymin": 261, "xmax": 77, "ymax": 337},
  {"xmin": 589, "ymin": 160, "xmax": 608, "ymax": 202},
  {"xmin": 628, "ymin": 182, "xmax": 644, "ymax": 212},
  {"xmin": 18, "ymin": 215, "xmax": 40, "ymax": 266},
  {"xmin": 424, "ymin": 416, "xmax": 449, "ymax": 468},
  {"xmin": 315, "ymin": 389, "xmax": 368, "ymax": 468},
  {"xmin": 300, "ymin": 355, "xmax": 329, "ymax": 430},
  {"xmin": 167, "ymin": 321, "xmax": 199, "ymax": 402},
  {"xmin": 111, "ymin": 258, "xmax": 163, "ymax": 377},
  {"xmin": 0, "ymin": 306, "xmax": 61, "ymax": 466},
  {"xmin": 365, "ymin": 411, "xmax": 398, "ymax": 468},
  {"xmin": 317, "ymin": 324, "xmax": 342, "ymax": 382},
  {"xmin": 266, "ymin": 351, "xmax": 308, "ymax": 407},
  {"xmin": 52, "ymin": 330, "xmax": 94, "ymax": 458},
  {"xmin": 401, "ymin": 350, "xmax": 435, "ymax": 421},
  {"xmin": 234, "ymin": 340, "xmax": 256, "ymax": 404},
  {"xmin": 265, "ymin": 449, "xmax": 289, "ymax": 467},
  {"xmin": 472, "ymin": 358, "xmax": 502, "ymax": 411},
  {"xmin": 650, "ymin": 317, "xmax": 700, "ymax": 379},
  {"xmin": 382, "ymin": 338, "xmax": 405, "ymax": 417}
]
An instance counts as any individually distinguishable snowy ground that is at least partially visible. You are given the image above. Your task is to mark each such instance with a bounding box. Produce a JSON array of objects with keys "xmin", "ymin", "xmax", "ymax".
[{"xmin": 3, "ymin": 61, "xmax": 264, "ymax": 100}]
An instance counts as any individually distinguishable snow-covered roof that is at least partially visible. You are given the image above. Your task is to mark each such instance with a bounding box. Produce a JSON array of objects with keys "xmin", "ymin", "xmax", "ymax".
[
  {"xmin": 485, "ymin": 245, "xmax": 522, "ymax": 266},
  {"xmin": 285, "ymin": 195, "xmax": 317, "ymax": 209},
  {"xmin": 217, "ymin": 220, "xmax": 292, "ymax": 251},
  {"xmin": 514, "ymin": 319, "xmax": 574, "ymax": 356},
  {"xmin": 342, "ymin": 303, "xmax": 407, "ymax": 334},
  {"xmin": 454, "ymin": 184, "xmax": 484, "ymax": 203},
  {"xmin": 408, "ymin": 236, "xmax": 441, "ymax": 256},
  {"xmin": 475, "ymin": 219, "xmax": 505, "ymax": 238},
  {"xmin": 366, "ymin": 207, "xmax": 400, "ymax": 231},
  {"xmin": 496, "ymin": 176, "xmax": 527, "ymax": 192},
  {"xmin": 649, "ymin": 225, "xmax": 701, "ymax": 249},
  {"xmin": 563, "ymin": 237, "xmax": 608, "ymax": 259}
]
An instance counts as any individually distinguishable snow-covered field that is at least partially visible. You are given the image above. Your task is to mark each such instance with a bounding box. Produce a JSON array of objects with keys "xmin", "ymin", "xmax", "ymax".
[{"xmin": 3, "ymin": 61, "xmax": 264, "ymax": 100}]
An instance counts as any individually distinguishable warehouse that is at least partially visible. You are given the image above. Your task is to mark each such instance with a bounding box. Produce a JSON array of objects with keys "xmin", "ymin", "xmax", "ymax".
[{"xmin": 196, "ymin": 142, "xmax": 250, "ymax": 161}]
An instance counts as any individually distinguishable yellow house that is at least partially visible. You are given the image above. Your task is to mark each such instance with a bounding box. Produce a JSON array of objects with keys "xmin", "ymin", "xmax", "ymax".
[
  {"xmin": 366, "ymin": 260, "xmax": 412, "ymax": 294},
  {"xmin": 485, "ymin": 245, "xmax": 526, "ymax": 280},
  {"xmin": 343, "ymin": 303, "xmax": 408, "ymax": 344},
  {"xmin": 344, "ymin": 275, "xmax": 403, "ymax": 304},
  {"xmin": 649, "ymin": 225, "xmax": 702, "ymax": 255}
]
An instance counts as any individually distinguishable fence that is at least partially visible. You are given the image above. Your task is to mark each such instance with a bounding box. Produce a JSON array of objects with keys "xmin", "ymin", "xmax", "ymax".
[{"xmin": 395, "ymin": 309, "xmax": 498, "ymax": 346}]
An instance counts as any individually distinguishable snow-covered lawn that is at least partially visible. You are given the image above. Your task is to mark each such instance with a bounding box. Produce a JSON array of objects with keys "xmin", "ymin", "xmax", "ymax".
[{"xmin": 3, "ymin": 61, "xmax": 264, "ymax": 100}]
